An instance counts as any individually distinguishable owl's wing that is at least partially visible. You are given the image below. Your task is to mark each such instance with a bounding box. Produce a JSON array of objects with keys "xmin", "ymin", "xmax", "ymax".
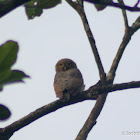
[
  {"xmin": 54, "ymin": 72, "xmax": 66, "ymax": 98},
  {"xmin": 66, "ymin": 68, "xmax": 84, "ymax": 96}
]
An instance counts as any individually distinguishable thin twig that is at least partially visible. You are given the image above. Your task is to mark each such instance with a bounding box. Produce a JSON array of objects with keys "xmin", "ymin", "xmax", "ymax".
[
  {"xmin": 75, "ymin": 93, "xmax": 107, "ymax": 140},
  {"xmin": 65, "ymin": 0, "xmax": 77, "ymax": 9},
  {"xmin": 118, "ymin": 0, "xmax": 129, "ymax": 30},
  {"xmin": 108, "ymin": 16, "xmax": 140, "ymax": 81},
  {"xmin": 69, "ymin": 0, "xmax": 106, "ymax": 81},
  {"xmin": 84, "ymin": 0, "xmax": 140, "ymax": 11},
  {"xmin": 131, "ymin": 16, "xmax": 140, "ymax": 32},
  {"xmin": 134, "ymin": 0, "xmax": 140, "ymax": 7},
  {"xmin": 108, "ymin": 30, "xmax": 132, "ymax": 80},
  {"xmin": 0, "ymin": 0, "xmax": 140, "ymax": 18},
  {"xmin": 80, "ymin": 10, "xmax": 106, "ymax": 81},
  {"xmin": 89, "ymin": 81, "xmax": 140, "ymax": 94},
  {"xmin": 107, "ymin": 0, "xmax": 129, "ymax": 81}
]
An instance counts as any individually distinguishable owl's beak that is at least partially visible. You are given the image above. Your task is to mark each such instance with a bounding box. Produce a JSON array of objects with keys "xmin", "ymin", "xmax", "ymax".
[{"xmin": 64, "ymin": 66, "xmax": 67, "ymax": 71}]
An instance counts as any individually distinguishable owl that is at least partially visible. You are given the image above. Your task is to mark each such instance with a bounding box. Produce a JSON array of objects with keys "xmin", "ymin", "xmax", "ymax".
[{"xmin": 54, "ymin": 58, "xmax": 84, "ymax": 101}]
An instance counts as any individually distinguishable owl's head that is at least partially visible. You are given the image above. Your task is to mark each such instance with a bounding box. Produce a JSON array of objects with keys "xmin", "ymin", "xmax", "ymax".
[{"xmin": 55, "ymin": 58, "xmax": 77, "ymax": 72}]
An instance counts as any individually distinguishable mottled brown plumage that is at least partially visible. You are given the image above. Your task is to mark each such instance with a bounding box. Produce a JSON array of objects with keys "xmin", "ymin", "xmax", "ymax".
[{"xmin": 54, "ymin": 58, "xmax": 84, "ymax": 101}]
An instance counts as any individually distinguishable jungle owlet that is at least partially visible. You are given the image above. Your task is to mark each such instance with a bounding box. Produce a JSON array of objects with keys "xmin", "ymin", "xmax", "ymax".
[{"xmin": 54, "ymin": 58, "xmax": 84, "ymax": 101}]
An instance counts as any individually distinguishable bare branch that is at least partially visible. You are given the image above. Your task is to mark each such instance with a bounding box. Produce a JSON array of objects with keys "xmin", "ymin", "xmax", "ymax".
[
  {"xmin": 65, "ymin": 0, "xmax": 77, "ymax": 10},
  {"xmin": 0, "ymin": 0, "xmax": 140, "ymax": 17},
  {"xmin": 65, "ymin": 1, "xmax": 107, "ymax": 139},
  {"xmin": 108, "ymin": 29, "xmax": 132, "ymax": 79},
  {"xmin": 118, "ymin": 0, "xmax": 129, "ymax": 30},
  {"xmin": 0, "ymin": 0, "xmax": 140, "ymax": 18},
  {"xmin": 131, "ymin": 16, "xmax": 140, "ymax": 32},
  {"xmin": 108, "ymin": 17, "xmax": 140, "ymax": 80},
  {"xmin": 1, "ymin": 81, "xmax": 140, "ymax": 139},
  {"xmin": 134, "ymin": 0, "xmax": 140, "ymax": 7},
  {"xmin": 79, "ymin": 8, "xmax": 106, "ymax": 81},
  {"xmin": 78, "ymin": 13, "xmax": 140, "ymax": 139},
  {"xmin": 66, "ymin": 0, "xmax": 106, "ymax": 81},
  {"xmin": 65, "ymin": 2, "xmax": 107, "ymax": 138},
  {"xmin": 84, "ymin": 0, "xmax": 140, "ymax": 11},
  {"xmin": 75, "ymin": 93, "xmax": 107, "ymax": 140},
  {"xmin": 72, "ymin": 1, "xmax": 140, "ymax": 138},
  {"xmin": 75, "ymin": 79, "xmax": 140, "ymax": 139},
  {"xmin": 0, "ymin": 93, "xmax": 97, "ymax": 140},
  {"xmin": 89, "ymin": 81, "xmax": 140, "ymax": 94}
]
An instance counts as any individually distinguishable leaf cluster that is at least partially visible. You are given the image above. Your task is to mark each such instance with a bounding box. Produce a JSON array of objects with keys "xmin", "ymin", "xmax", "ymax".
[
  {"xmin": 25, "ymin": 0, "xmax": 61, "ymax": 19},
  {"xmin": 0, "ymin": 41, "xmax": 29, "ymax": 120}
]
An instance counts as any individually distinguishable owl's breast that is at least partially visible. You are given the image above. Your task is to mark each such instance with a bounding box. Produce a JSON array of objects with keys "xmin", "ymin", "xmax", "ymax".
[
  {"xmin": 54, "ymin": 71, "xmax": 70, "ymax": 89},
  {"xmin": 54, "ymin": 68, "xmax": 83, "ymax": 91}
]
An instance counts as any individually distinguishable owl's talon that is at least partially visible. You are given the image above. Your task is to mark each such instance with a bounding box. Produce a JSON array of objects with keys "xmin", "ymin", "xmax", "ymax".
[{"xmin": 60, "ymin": 94, "xmax": 70, "ymax": 102}]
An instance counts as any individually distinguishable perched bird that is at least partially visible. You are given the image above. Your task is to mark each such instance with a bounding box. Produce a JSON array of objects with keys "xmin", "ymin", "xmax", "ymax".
[{"xmin": 54, "ymin": 58, "xmax": 84, "ymax": 101}]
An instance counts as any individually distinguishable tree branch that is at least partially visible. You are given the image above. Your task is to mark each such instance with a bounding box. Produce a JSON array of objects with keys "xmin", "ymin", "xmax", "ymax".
[
  {"xmin": 1, "ymin": 81, "xmax": 140, "ymax": 139},
  {"xmin": 134, "ymin": 0, "xmax": 140, "ymax": 7},
  {"xmin": 89, "ymin": 81, "xmax": 140, "ymax": 94},
  {"xmin": 79, "ymin": 6, "xmax": 106, "ymax": 81},
  {"xmin": 84, "ymin": 0, "xmax": 140, "ymax": 11},
  {"xmin": 131, "ymin": 16, "xmax": 140, "ymax": 32},
  {"xmin": 0, "ymin": 0, "xmax": 140, "ymax": 18},
  {"xmin": 118, "ymin": 0, "xmax": 129, "ymax": 30},
  {"xmin": 73, "ymin": 1, "xmax": 140, "ymax": 139},
  {"xmin": 66, "ymin": 2, "xmax": 107, "ymax": 139},
  {"xmin": 0, "ymin": 92, "xmax": 97, "ymax": 140},
  {"xmin": 75, "ymin": 93, "xmax": 107, "ymax": 140},
  {"xmin": 108, "ymin": 16, "xmax": 140, "ymax": 81},
  {"xmin": 66, "ymin": 1, "xmax": 109, "ymax": 139},
  {"xmin": 66, "ymin": 0, "xmax": 106, "ymax": 81}
]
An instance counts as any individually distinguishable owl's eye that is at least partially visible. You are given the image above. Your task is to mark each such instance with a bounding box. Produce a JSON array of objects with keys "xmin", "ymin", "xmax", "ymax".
[
  {"xmin": 58, "ymin": 64, "xmax": 63, "ymax": 67},
  {"xmin": 68, "ymin": 63, "xmax": 71, "ymax": 66}
]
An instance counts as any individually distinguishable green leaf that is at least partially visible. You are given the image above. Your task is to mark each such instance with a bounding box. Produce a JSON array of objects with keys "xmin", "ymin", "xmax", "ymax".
[
  {"xmin": 0, "ymin": 40, "xmax": 30, "ymax": 90},
  {"xmin": 25, "ymin": 1, "xmax": 43, "ymax": 19},
  {"xmin": 0, "ymin": 40, "xmax": 18, "ymax": 72},
  {"xmin": 93, "ymin": 0, "xmax": 112, "ymax": 11},
  {"xmin": 0, "ymin": 104, "xmax": 11, "ymax": 120},
  {"xmin": 34, "ymin": 0, "xmax": 61, "ymax": 9},
  {"xmin": 0, "ymin": 69, "xmax": 11, "ymax": 82},
  {"xmin": 25, "ymin": 0, "xmax": 61, "ymax": 19},
  {"xmin": 0, "ymin": 0, "xmax": 5, "ymax": 2},
  {"xmin": 94, "ymin": 4, "xmax": 106, "ymax": 11},
  {"xmin": 0, "ymin": 70, "xmax": 30, "ymax": 87},
  {"xmin": 0, "ymin": 86, "xmax": 3, "ymax": 91}
]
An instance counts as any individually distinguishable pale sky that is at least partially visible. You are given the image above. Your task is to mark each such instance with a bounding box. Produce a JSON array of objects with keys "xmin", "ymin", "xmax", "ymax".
[{"xmin": 0, "ymin": 1, "xmax": 140, "ymax": 140}]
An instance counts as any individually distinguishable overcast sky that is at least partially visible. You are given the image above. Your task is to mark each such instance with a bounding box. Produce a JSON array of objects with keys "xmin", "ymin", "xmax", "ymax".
[{"xmin": 0, "ymin": 1, "xmax": 140, "ymax": 140}]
